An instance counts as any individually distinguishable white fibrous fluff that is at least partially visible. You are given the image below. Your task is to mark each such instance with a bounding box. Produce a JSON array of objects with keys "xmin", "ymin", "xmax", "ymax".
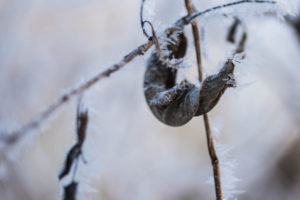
[{"xmin": 206, "ymin": 118, "xmax": 243, "ymax": 200}]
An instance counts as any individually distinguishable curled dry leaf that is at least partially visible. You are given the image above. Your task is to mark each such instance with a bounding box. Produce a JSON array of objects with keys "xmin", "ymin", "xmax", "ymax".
[{"xmin": 144, "ymin": 29, "xmax": 236, "ymax": 126}]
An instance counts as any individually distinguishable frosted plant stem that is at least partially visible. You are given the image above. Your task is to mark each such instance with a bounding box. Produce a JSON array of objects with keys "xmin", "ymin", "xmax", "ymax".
[
  {"xmin": 203, "ymin": 114, "xmax": 222, "ymax": 200},
  {"xmin": 184, "ymin": 0, "xmax": 222, "ymax": 199},
  {"xmin": 0, "ymin": 40, "xmax": 154, "ymax": 146}
]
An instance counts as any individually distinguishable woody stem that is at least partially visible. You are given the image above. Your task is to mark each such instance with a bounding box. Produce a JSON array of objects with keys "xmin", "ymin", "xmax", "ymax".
[{"xmin": 184, "ymin": 1, "xmax": 223, "ymax": 199}]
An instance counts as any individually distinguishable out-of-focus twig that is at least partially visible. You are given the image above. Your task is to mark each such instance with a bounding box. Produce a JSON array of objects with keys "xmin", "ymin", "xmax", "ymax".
[
  {"xmin": 180, "ymin": 0, "xmax": 275, "ymax": 26},
  {"xmin": 185, "ymin": 0, "xmax": 222, "ymax": 199},
  {"xmin": 227, "ymin": 17, "xmax": 241, "ymax": 43},
  {"xmin": 59, "ymin": 102, "xmax": 88, "ymax": 180},
  {"xmin": 59, "ymin": 101, "xmax": 89, "ymax": 200},
  {"xmin": 184, "ymin": 0, "xmax": 203, "ymax": 81},
  {"xmin": 286, "ymin": 16, "xmax": 300, "ymax": 40},
  {"xmin": 0, "ymin": 40, "xmax": 154, "ymax": 147},
  {"xmin": 235, "ymin": 31, "xmax": 247, "ymax": 54}
]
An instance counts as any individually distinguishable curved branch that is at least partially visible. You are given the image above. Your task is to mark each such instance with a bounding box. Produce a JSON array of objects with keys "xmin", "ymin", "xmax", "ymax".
[
  {"xmin": 178, "ymin": 0, "xmax": 276, "ymax": 26},
  {"xmin": 140, "ymin": 0, "xmax": 153, "ymax": 40}
]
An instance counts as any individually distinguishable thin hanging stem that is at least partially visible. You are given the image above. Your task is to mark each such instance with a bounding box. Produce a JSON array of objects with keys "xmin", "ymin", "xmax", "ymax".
[
  {"xmin": 140, "ymin": 0, "xmax": 152, "ymax": 40},
  {"xmin": 181, "ymin": 0, "xmax": 275, "ymax": 26},
  {"xmin": 185, "ymin": 0, "xmax": 222, "ymax": 199}
]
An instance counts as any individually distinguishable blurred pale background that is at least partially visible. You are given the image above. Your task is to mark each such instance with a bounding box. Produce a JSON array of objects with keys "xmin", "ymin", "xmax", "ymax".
[{"xmin": 0, "ymin": 0, "xmax": 300, "ymax": 199}]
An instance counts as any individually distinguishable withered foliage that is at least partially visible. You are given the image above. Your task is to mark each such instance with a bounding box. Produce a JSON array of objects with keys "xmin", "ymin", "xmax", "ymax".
[
  {"xmin": 63, "ymin": 181, "xmax": 78, "ymax": 200},
  {"xmin": 227, "ymin": 18, "xmax": 241, "ymax": 43},
  {"xmin": 58, "ymin": 102, "xmax": 89, "ymax": 200},
  {"xmin": 227, "ymin": 17, "xmax": 247, "ymax": 54},
  {"xmin": 144, "ymin": 29, "xmax": 236, "ymax": 126},
  {"xmin": 58, "ymin": 104, "xmax": 88, "ymax": 180}
]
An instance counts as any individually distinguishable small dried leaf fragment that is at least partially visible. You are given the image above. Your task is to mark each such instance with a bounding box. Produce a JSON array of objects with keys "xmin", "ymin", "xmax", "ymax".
[
  {"xmin": 76, "ymin": 106, "xmax": 88, "ymax": 146},
  {"xmin": 58, "ymin": 103, "xmax": 88, "ymax": 180},
  {"xmin": 63, "ymin": 181, "xmax": 78, "ymax": 200},
  {"xmin": 227, "ymin": 18, "xmax": 241, "ymax": 43},
  {"xmin": 58, "ymin": 144, "xmax": 81, "ymax": 180},
  {"xmin": 226, "ymin": 18, "xmax": 247, "ymax": 54}
]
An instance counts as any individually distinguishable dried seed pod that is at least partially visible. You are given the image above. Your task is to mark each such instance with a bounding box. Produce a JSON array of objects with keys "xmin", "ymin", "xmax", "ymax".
[
  {"xmin": 144, "ymin": 29, "xmax": 236, "ymax": 126},
  {"xmin": 76, "ymin": 105, "xmax": 88, "ymax": 147}
]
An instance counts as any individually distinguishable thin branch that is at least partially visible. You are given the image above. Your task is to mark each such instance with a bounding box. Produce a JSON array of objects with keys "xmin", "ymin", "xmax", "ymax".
[
  {"xmin": 1, "ymin": 40, "xmax": 154, "ymax": 146},
  {"xmin": 179, "ymin": 0, "xmax": 276, "ymax": 26},
  {"xmin": 0, "ymin": 0, "xmax": 277, "ymax": 148},
  {"xmin": 140, "ymin": 0, "xmax": 152, "ymax": 40},
  {"xmin": 184, "ymin": 0, "xmax": 203, "ymax": 81},
  {"xmin": 203, "ymin": 114, "xmax": 222, "ymax": 200},
  {"xmin": 185, "ymin": 0, "xmax": 222, "ymax": 199}
]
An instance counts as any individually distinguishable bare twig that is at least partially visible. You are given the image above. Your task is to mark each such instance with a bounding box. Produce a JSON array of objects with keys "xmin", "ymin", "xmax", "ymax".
[
  {"xmin": 184, "ymin": 0, "xmax": 203, "ymax": 81},
  {"xmin": 185, "ymin": 0, "xmax": 222, "ymax": 199},
  {"xmin": 0, "ymin": 0, "xmax": 276, "ymax": 148},
  {"xmin": 140, "ymin": 0, "xmax": 153, "ymax": 40},
  {"xmin": 203, "ymin": 114, "xmax": 223, "ymax": 200},
  {"xmin": 180, "ymin": 0, "xmax": 276, "ymax": 26},
  {"xmin": 227, "ymin": 17, "xmax": 248, "ymax": 55},
  {"xmin": 0, "ymin": 40, "xmax": 154, "ymax": 147}
]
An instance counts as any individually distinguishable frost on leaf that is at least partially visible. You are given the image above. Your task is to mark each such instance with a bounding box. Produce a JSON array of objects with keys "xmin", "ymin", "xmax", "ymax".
[{"xmin": 144, "ymin": 28, "xmax": 236, "ymax": 126}]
